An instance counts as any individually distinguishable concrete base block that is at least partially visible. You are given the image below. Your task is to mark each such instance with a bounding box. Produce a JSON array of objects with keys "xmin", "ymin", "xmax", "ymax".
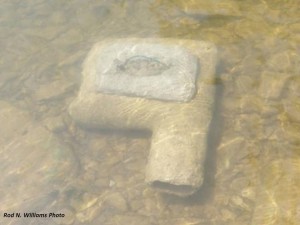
[{"xmin": 69, "ymin": 38, "xmax": 218, "ymax": 196}]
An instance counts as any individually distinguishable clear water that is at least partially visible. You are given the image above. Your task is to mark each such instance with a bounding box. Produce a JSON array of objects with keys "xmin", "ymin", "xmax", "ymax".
[{"xmin": 0, "ymin": 0, "xmax": 299, "ymax": 224}]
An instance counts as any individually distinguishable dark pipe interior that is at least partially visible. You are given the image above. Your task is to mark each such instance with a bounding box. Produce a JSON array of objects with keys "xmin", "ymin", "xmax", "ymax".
[{"xmin": 151, "ymin": 181, "xmax": 196, "ymax": 196}]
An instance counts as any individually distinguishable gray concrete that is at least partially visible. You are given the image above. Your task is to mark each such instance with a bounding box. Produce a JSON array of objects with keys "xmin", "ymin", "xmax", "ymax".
[
  {"xmin": 69, "ymin": 38, "xmax": 218, "ymax": 196},
  {"xmin": 95, "ymin": 42, "xmax": 198, "ymax": 102}
]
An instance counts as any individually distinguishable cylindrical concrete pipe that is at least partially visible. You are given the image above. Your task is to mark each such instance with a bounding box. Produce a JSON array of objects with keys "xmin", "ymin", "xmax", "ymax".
[{"xmin": 69, "ymin": 38, "xmax": 218, "ymax": 196}]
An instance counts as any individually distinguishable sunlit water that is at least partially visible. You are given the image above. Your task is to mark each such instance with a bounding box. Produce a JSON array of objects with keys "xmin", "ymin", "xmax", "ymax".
[{"xmin": 0, "ymin": 0, "xmax": 299, "ymax": 224}]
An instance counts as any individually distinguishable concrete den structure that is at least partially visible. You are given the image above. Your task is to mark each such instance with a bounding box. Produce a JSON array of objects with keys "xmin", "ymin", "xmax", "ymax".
[{"xmin": 69, "ymin": 38, "xmax": 218, "ymax": 196}]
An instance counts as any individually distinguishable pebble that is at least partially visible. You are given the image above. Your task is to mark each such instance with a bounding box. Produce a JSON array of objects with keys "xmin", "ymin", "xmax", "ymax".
[
  {"xmin": 222, "ymin": 96, "xmax": 240, "ymax": 115},
  {"xmin": 283, "ymin": 98, "xmax": 300, "ymax": 123},
  {"xmin": 239, "ymin": 95, "xmax": 263, "ymax": 114},
  {"xmin": 261, "ymin": 117, "xmax": 282, "ymax": 140},
  {"xmin": 230, "ymin": 195, "xmax": 251, "ymax": 212},
  {"xmin": 267, "ymin": 51, "xmax": 292, "ymax": 72},
  {"xmin": 43, "ymin": 116, "xmax": 66, "ymax": 133},
  {"xmin": 109, "ymin": 180, "xmax": 116, "ymax": 187},
  {"xmin": 130, "ymin": 199, "xmax": 144, "ymax": 212},
  {"xmin": 221, "ymin": 209, "xmax": 236, "ymax": 221},
  {"xmin": 95, "ymin": 177, "xmax": 109, "ymax": 189},
  {"xmin": 241, "ymin": 187, "xmax": 256, "ymax": 201},
  {"xmin": 230, "ymin": 177, "xmax": 251, "ymax": 192},
  {"xmin": 261, "ymin": 103, "xmax": 280, "ymax": 118},
  {"xmin": 112, "ymin": 175, "xmax": 128, "ymax": 188},
  {"xmin": 70, "ymin": 193, "xmax": 98, "ymax": 212},
  {"xmin": 233, "ymin": 19, "xmax": 271, "ymax": 39},
  {"xmin": 76, "ymin": 203, "xmax": 103, "ymax": 223},
  {"xmin": 235, "ymin": 75, "xmax": 256, "ymax": 95},
  {"xmin": 104, "ymin": 192, "xmax": 128, "ymax": 212},
  {"xmin": 259, "ymin": 71, "xmax": 290, "ymax": 100},
  {"xmin": 234, "ymin": 114, "xmax": 262, "ymax": 139}
]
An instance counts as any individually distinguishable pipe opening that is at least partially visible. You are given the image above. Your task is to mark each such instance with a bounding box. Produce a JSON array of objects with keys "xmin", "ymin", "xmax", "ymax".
[{"xmin": 151, "ymin": 181, "xmax": 196, "ymax": 196}]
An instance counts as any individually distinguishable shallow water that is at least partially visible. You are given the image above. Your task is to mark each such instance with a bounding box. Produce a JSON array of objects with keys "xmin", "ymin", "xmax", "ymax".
[{"xmin": 0, "ymin": 0, "xmax": 299, "ymax": 224}]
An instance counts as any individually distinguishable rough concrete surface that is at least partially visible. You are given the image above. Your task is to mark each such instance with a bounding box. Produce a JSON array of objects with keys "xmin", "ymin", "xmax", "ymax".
[{"xmin": 69, "ymin": 38, "xmax": 218, "ymax": 196}]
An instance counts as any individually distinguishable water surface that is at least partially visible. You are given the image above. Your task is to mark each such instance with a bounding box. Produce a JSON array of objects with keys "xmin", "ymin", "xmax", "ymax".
[{"xmin": 0, "ymin": 0, "xmax": 299, "ymax": 224}]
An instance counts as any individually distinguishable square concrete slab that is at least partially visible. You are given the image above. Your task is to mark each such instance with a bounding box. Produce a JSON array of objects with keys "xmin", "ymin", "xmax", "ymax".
[{"xmin": 95, "ymin": 41, "xmax": 199, "ymax": 102}]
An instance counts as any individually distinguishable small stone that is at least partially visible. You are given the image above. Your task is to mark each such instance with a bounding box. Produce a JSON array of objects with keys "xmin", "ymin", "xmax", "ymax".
[
  {"xmin": 130, "ymin": 199, "xmax": 144, "ymax": 212},
  {"xmin": 233, "ymin": 19, "xmax": 271, "ymax": 39},
  {"xmin": 217, "ymin": 137, "xmax": 249, "ymax": 172},
  {"xmin": 230, "ymin": 195, "xmax": 251, "ymax": 212},
  {"xmin": 221, "ymin": 209, "xmax": 236, "ymax": 221},
  {"xmin": 82, "ymin": 193, "xmax": 98, "ymax": 209},
  {"xmin": 261, "ymin": 104, "xmax": 280, "ymax": 118},
  {"xmin": 109, "ymin": 180, "xmax": 115, "ymax": 187},
  {"xmin": 222, "ymin": 96, "xmax": 240, "ymax": 115},
  {"xmin": 70, "ymin": 193, "xmax": 98, "ymax": 212},
  {"xmin": 113, "ymin": 175, "xmax": 128, "ymax": 188},
  {"xmin": 283, "ymin": 98, "xmax": 300, "ymax": 123},
  {"xmin": 87, "ymin": 137, "xmax": 108, "ymax": 152},
  {"xmin": 267, "ymin": 51, "xmax": 292, "ymax": 72},
  {"xmin": 234, "ymin": 114, "xmax": 262, "ymax": 139},
  {"xmin": 261, "ymin": 117, "xmax": 283, "ymax": 140},
  {"xmin": 259, "ymin": 71, "xmax": 290, "ymax": 100},
  {"xmin": 239, "ymin": 95, "xmax": 263, "ymax": 114},
  {"xmin": 241, "ymin": 187, "xmax": 256, "ymax": 201},
  {"xmin": 142, "ymin": 198, "xmax": 159, "ymax": 216},
  {"xmin": 95, "ymin": 177, "xmax": 109, "ymax": 188},
  {"xmin": 104, "ymin": 192, "xmax": 128, "ymax": 212},
  {"xmin": 142, "ymin": 188, "xmax": 155, "ymax": 198},
  {"xmin": 230, "ymin": 177, "xmax": 250, "ymax": 192},
  {"xmin": 76, "ymin": 203, "xmax": 103, "ymax": 223},
  {"xmin": 235, "ymin": 75, "xmax": 256, "ymax": 95},
  {"xmin": 43, "ymin": 116, "xmax": 66, "ymax": 133}
]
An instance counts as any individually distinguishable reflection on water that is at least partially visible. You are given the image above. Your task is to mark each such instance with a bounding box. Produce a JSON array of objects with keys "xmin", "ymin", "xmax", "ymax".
[{"xmin": 0, "ymin": 0, "xmax": 299, "ymax": 224}]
